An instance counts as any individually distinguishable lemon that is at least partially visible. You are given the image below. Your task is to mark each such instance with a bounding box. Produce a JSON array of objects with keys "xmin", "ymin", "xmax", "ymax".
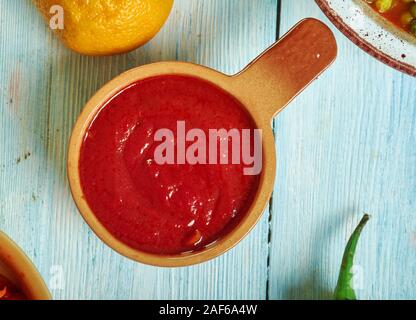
[{"xmin": 34, "ymin": 0, "xmax": 174, "ymax": 55}]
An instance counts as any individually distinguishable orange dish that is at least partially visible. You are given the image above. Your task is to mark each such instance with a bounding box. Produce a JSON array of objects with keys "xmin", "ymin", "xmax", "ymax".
[
  {"xmin": 0, "ymin": 275, "xmax": 27, "ymax": 300},
  {"xmin": 0, "ymin": 232, "xmax": 51, "ymax": 300}
]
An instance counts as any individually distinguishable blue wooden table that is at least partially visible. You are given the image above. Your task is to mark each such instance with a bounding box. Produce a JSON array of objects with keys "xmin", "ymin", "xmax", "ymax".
[{"xmin": 0, "ymin": 0, "xmax": 415, "ymax": 300}]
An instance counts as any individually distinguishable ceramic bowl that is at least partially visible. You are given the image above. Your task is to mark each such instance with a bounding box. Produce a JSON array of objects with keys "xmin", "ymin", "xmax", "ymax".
[
  {"xmin": 0, "ymin": 231, "xmax": 51, "ymax": 300},
  {"xmin": 316, "ymin": 0, "xmax": 416, "ymax": 76},
  {"xmin": 67, "ymin": 19, "xmax": 337, "ymax": 267}
]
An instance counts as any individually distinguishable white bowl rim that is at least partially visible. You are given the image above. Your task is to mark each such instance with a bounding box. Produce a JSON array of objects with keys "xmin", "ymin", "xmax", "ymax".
[{"xmin": 316, "ymin": 0, "xmax": 416, "ymax": 77}]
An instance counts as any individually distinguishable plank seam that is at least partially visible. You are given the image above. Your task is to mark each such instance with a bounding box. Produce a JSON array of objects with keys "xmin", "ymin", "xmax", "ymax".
[{"xmin": 266, "ymin": 0, "xmax": 282, "ymax": 301}]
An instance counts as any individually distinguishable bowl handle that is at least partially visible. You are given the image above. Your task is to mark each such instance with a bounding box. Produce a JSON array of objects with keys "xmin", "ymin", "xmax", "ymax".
[{"xmin": 233, "ymin": 18, "xmax": 337, "ymax": 121}]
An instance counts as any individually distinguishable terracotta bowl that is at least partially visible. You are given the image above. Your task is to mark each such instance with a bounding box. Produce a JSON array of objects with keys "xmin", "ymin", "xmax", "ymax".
[
  {"xmin": 0, "ymin": 232, "xmax": 51, "ymax": 300},
  {"xmin": 316, "ymin": 0, "xmax": 416, "ymax": 77},
  {"xmin": 68, "ymin": 18, "xmax": 337, "ymax": 267}
]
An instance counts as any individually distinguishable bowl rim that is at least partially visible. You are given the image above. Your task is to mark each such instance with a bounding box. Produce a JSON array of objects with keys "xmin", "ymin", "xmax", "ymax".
[
  {"xmin": 316, "ymin": 0, "xmax": 416, "ymax": 77},
  {"xmin": 0, "ymin": 231, "xmax": 52, "ymax": 300},
  {"xmin": 67, "ymin": 62, "xmax": 276, "ymax": 267}
]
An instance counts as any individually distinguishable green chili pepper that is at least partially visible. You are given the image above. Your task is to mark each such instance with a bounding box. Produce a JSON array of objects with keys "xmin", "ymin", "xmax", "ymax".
[{"xmin": 334, "ymin": 214, "xmax": 370, "ymax": 300}]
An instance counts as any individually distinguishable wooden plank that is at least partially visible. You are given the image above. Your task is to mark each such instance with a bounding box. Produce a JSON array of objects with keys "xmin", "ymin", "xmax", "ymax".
[
  {"xmin": 0, "ymin": 0, "xmax": 278, "ymax": 299},
  {"xmin": 268, "ymin": 0, "xmax": 416, "ymax": 299}
]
